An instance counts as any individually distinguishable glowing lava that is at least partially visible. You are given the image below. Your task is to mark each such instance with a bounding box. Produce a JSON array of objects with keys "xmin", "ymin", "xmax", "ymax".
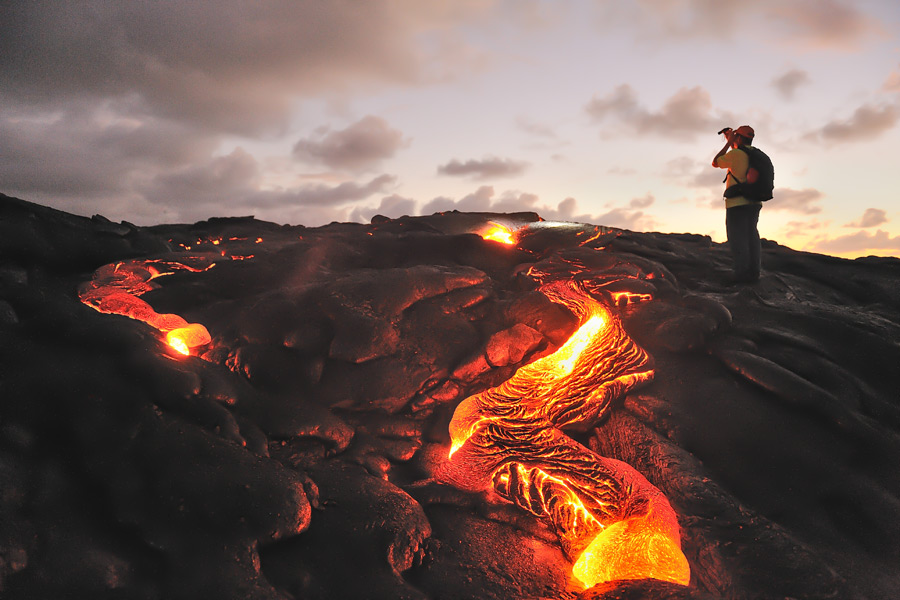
[
  {"xmin": 79, "ymin": 259, "xmax": 212, "ymax": 356},
  {"xmin": 165, "ymin": 323, "xmax": 213, "ymax": 356},
  {"xmin": 481, "ymin": 222, "xmax": 516, "ymax": 245},
  {"xmin": 572, "ymin": 507, "xmax": 690, "ymax": 588},
  {"xmin": 438, "ymin": 278, "xmax": 690, "ymax": 588}
]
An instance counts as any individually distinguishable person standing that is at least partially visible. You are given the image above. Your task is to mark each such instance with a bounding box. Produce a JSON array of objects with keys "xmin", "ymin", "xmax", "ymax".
[{"xmin": 712, "ymin": 125, "xmax": 763, "ymax": 283}]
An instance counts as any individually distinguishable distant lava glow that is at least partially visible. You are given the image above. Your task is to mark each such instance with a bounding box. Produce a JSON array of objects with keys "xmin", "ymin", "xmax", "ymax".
[
  {"xmin": 437, "ymin": 278, "xmax": 690, "ymax": 588},
  {"xmin": 480, "ymin": 222, "xmax": 517, "ymax": 245}
]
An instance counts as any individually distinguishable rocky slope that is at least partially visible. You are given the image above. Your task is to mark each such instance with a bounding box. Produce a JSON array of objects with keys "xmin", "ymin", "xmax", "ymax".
[{"xmin": 2, "ymin": 192, "xmax": 899, "ymax": 600}]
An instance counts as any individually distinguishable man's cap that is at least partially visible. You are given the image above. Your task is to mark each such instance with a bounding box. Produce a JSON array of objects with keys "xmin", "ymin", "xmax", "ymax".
[{"xmin": 734, "ymin": 125, "xmax": 755, "ymax": 139}]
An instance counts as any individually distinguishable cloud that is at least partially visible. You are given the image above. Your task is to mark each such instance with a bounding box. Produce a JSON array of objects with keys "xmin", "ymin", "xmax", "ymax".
[
  {"xmin": 764, "ymin": 0, "xmax": 887, "ymax": 50},
  {"xmin": 586, "ymin": 85, "xmax": 735, "ymax": 140},
  {"xmin": 421, "ymin": 186, "xmax": 499, "ymax": 213},
  {"xmin": 885, "ymin": 67, "xmax": 900, "ymax": 93},
  {"xmin": 0, "ymin": 107, "xmax": 215, "ymax": 198},
  {"xmin": 143, "ymin": 147, "xmax": 396, "ymax": 222},
  {"xmin": 0, "ymin": 105, "xmax": 399, "ymax": 225},
  {"xmin": 845, "ymin": 208, "xmax": 888, "ymax": 228},
  {"xmin": 771, "ymin": 69, "xmax": 811, "ymax": 100},
  {"xmin": 767, "ymin": 188, "xmax": 823, "ymax": 214},
  {"xmin": 437, "ymin": 156, "xmax": 529, "ymax": 179},
  {"xmin": 664, "ymin": 156, "xmax": 726, "ymax": 190},
  {"xmin": 293, "ymin": 116, "xmax": 409, "ymax": 171},
  {"xmin": 607, "ymin": 166, "xmax": 637, "ymax": 176},
  {"xmin": 805, "ymin": 103, "xmax": 900, "ymax": 143},
  {"xmin": 145, "ymin": 148, "xmax": 261, "ymax": 207},
  {"xmin": 594, "ymin": 1, "xmax": 885, "ymax": 50},
  {"xmin": 780, "ymin": 218, "xmax": 829, "ymax": 241},
  {"xmin": 348, "ymin": 194, "xmax": 417, "ymax": 223},
  {"xmin": 251, "ymin": 175, "xmax": 398, "ymax": 209},
  {"xmin": 0, "ymin": 1, "xmax": 497, "ymax": 223},
  {"xmin": 629, "ymin": 194, "xmax": 655, "ymax": 209},
  {"xmin": 421, "ymin": 186, "xmax": 658, "ymax": 231},
  {"xmin": 515, "ymin": 116, "xmax": 558, "ymax": 139},
  {"xmin": 807, "ymin": 229, "xmax": 900, "ymax": 256},
  {"xmin": 0, "ymin": 1, "xmax": 494, "ymax": 135}
]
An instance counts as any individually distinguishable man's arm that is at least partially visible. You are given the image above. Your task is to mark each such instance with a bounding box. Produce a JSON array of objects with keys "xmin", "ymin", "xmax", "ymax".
[{"xmin": 712, "ymin": 130, "xmax": 734, "ymax": 167}]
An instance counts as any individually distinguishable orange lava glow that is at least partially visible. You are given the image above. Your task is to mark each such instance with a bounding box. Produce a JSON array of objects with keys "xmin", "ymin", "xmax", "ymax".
[
  {"xmin": 572, "ymin": 510, "xmax": 691, "ymax": 587},
  {"xmin": 481, "ymin": 222, "xmax": 516, "ymax": 245},
  {"xmin": 576, "ymin": 226, "xmax": 613, "ymax": 247},
  {"xmin": 438, "ymin": 278, "xmax": 689, "ymax": 588},
  {"xmin": 611, "ymin": 291, "xmax": 653, "ymax": 306},
  {"xmin": 79, "ymin": 260, "xmax": 212, "ymax": 357},
  {"xmin": 166, "ymin": 323, "xmax": 213, "ymax": 356}
]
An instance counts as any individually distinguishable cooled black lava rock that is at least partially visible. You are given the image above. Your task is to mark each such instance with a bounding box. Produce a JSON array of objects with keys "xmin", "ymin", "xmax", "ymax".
[{"xmin": 2, "ymin": 192, "xmax": 900, "ymax": 599}]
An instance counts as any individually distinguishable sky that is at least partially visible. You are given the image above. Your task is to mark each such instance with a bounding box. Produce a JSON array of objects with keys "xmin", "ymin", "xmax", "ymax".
[{"xmin": 1, "ymin": 1, "xmax": 899, "ymax": 258}]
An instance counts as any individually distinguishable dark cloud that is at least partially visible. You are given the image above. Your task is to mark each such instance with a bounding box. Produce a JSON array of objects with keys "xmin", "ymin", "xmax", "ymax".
[
  {"xmin": 586, "ymin": 85, "xmax": 735, "ymax": 140},
  {"xmin": 809, "ymin": 229, "xmax": 900, "ymax": 255},
  {"xmin": 0, "ymin": 1, "xmax": 494, "ymax": 223},
  {"xmin": 547, "ymin": 197, "xmax": 658, "ymax": 231},
  {"xmin": 781, "ymin": 219, "xmax": 828, "ymax": 241},
  {"xmin": 845, "ymin": 208, "xmax": 888, "ymax": 228},
  {"xmin": 143, "ymin": 147, "xmax": 396, "ymax": 222},
  {"xmin": 590, "ymin": 206, "xmax": 657, "ymax": 231},
  {"xmin": 697, "ymin": 185, "xmax": 824, "ymax": 214},
  {"xmin": 0, "ymin": 1, "xmax": 491, "ymax": 135},
  {"xmin": 693, "ymin": 168, "xmax": 728, "ymax": 190},
  {"xmin": 253, "ymin": 174, "xmax": 397, "ymax": 209},
  {"xmin": 293, "ymin": 116, "xmax": 409, "ymax": 171},
  {"xmin": 629, "ymin": 194, "xmax": 655, "ymax": 209},
  {"xmin": 664, "ymin": 156, "xmax": 726, "ymax": 190},
  {"xmin": 806, "ymin": 103, "xmax": 900, "ymax": 143},
  {"xmin": 437, "ymin": 157, "xmax": 529, "ymax": 179},
  {"xmin": 0, "ymin": 107, "xmax": 214, "ymax": 197},
  {"xmin": 349, "ymin": 194, "xmax": 417, "ymax": 223},
  {"xmin": 767, "ymin": 188, "xmax": 823, "ymax": 214},
  {"xmin": 248, "ymin": 175, "xmax": 398, "ymax": 209},
  {"xmin": 144, "ymin": 148, "xmax": 262, "ymax": 208},
  {"xmin": 771, "ymin": 69, "xmax": 811, "ymax": 100},
  {"xmin": 421, "ymin": 186, "xmax": 498, "ymax": 213}
]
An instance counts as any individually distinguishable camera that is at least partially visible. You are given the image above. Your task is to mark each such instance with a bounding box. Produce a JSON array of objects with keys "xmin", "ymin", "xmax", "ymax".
[{"xmin": 717, "ymin": 127, "xmax": 733, "ymax": 135}]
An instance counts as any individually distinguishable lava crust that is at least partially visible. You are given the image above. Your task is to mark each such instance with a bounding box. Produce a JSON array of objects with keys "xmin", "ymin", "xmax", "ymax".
[{"xmin": 2, "ymin": 193, "xmax": 900, "ymax": 599}]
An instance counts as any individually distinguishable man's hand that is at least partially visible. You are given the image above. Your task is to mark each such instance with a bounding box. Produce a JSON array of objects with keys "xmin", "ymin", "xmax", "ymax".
[{"xmin": 713, "ymin": 134, "xmax": 733, "ymax": 167}]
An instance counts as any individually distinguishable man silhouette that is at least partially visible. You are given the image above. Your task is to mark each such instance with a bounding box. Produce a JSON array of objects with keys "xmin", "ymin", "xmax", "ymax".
[{"xmin": 712, "ymin": 125, "xmax": 762, "ymax": 283}]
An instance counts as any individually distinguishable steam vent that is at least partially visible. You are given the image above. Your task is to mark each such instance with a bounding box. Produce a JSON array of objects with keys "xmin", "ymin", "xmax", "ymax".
[{"xmin": 2, "ymin": 192, "xmax": 900, "ymax": 599}]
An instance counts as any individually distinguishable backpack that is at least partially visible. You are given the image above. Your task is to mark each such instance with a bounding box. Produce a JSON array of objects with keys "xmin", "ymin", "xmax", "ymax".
[{"xmin": 723, "ymin": 145, "xmax": 774, "ymax": 202}]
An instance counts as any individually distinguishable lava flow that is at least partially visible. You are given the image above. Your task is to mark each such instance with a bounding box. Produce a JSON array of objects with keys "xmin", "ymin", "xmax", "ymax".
[
  {"xmin": 438, "ymin": 277, "xmax": 690, "ymax": 588},
  {"xmin": 480, "ymin": 222, "xmax": 517, "ymax": 245},
  {"xmin": 78, "ymin": 259, "xmax": 212, "ymax": 356}
]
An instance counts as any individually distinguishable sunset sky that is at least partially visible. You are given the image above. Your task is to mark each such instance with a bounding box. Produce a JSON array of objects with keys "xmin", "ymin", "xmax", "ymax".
[{"xmin": 2, "ymin": 1, "xmax": 899, "ymax": 258}]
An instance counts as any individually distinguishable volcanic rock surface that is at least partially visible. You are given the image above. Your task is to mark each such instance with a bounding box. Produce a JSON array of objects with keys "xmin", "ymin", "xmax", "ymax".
[{"xmin": 2, "ymin": 192, "xmax": 900, "ymax": 599}]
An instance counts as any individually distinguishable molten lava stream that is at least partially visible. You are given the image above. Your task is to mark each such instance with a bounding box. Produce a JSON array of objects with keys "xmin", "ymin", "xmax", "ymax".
[
  {"xmin": 438, "ymin": 279, "xmax": 690, "ymax": 589},
  {"xmin": 78, "ymin": 260, "xmax": 212, "ymax": 357}
]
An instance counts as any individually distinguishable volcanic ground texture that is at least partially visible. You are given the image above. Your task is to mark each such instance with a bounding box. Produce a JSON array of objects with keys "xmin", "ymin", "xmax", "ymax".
[{"xmin": 2, "ymin": 193, "xmax": 900, "ymax": 599}]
